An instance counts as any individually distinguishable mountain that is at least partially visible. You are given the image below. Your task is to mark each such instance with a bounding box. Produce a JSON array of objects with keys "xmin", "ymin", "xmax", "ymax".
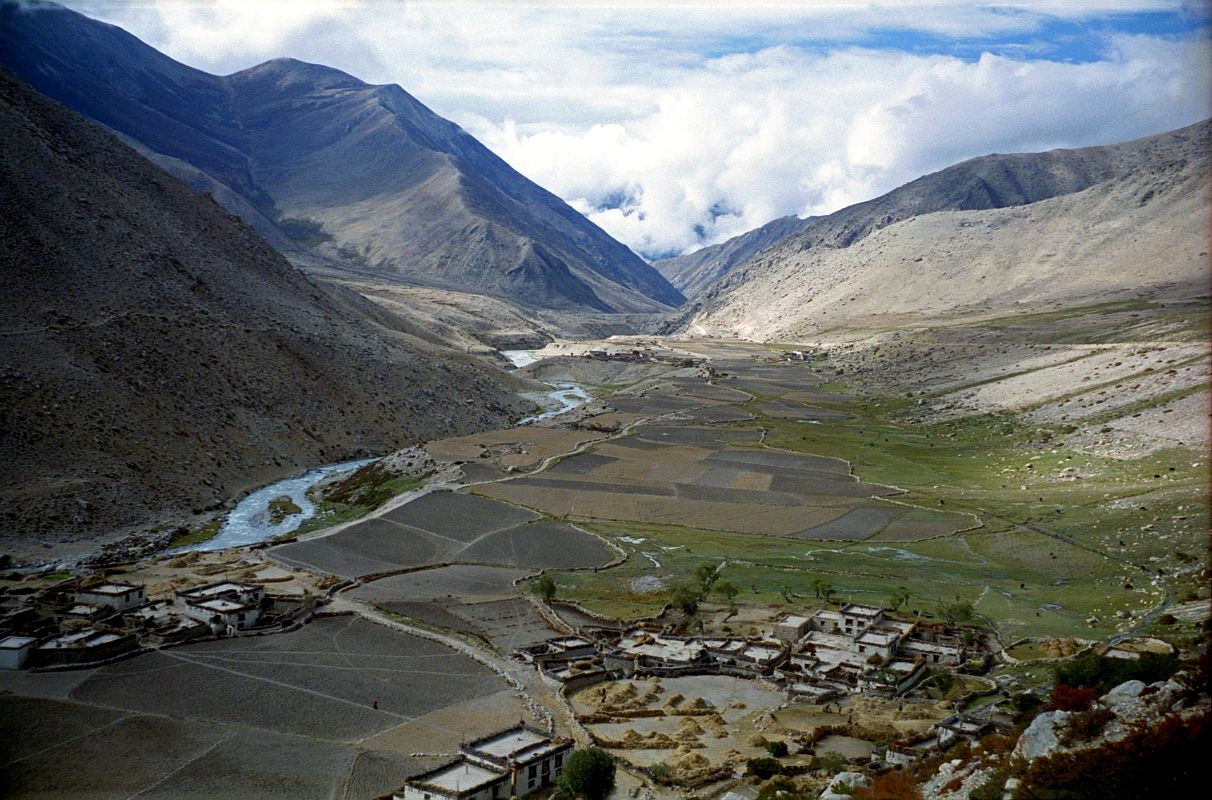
[
  {"xmin": 0, "ymin": 66, "xmax": 531, "ymax": 554},
  {"xmin": 653, "ymin": 214, "xmax": 812, "ymax": 299},
  {"xmin": 678, "ymin": 121, "xmax": 1211, "ymax": 339},
  {"xmin": 0, "ymin": 0, "xmax": 683, "ymax": 314}
]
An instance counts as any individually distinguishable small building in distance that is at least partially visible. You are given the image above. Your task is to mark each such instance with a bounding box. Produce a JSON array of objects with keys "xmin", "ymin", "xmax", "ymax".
[
  {"xmin": 175, "ymin": 581, "xmax": 264, "ymax": 633},
  {"xmin": 73, "ymin": 582, "xmax": 145, "ymax": 613},
  {"xmin": 0, "ymin": 635, "xmax": 37, "ymax": 669},
  {"xmin": 772, "ymin": 613, "xmax": 812, "ymax": 643},
  {"xmin": 396, "ymin": 725, "xmax": 572, "ymax": 800}
]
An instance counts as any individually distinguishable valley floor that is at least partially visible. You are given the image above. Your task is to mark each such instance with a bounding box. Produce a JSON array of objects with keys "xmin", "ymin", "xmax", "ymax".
[{"xmin": 1, "ymin": 325, "xmax": 1206, "ymax": 799}]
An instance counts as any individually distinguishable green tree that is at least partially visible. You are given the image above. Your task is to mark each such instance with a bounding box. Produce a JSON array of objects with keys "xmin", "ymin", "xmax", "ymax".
[
  {"xmin": 556, "ymin": 747, "xmax": 616, "ymax": 800},
  {"xmin": 714, "ymin": 579, "xmax": 740, "ymax": 615},
  {"xmin": 887, "ymin": 586, "xmax": 911, "ymax": 610},
  {"xmin": 668, "ymin": 582, "xmax": 703, "ymax": 616},
  {"xmin": 695, "ymin": 562, "xmax": 719, "ymax": 592},
  {"xmin": 534, "ymin": 575, "xmax": 557, "ymax": 603},
  {"xmin": 939, "ymin": 596, "xmax": 974, "ymax": 625}
]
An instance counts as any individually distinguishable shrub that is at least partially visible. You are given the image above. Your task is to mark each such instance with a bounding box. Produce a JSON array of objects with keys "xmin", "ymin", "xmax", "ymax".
[
  {"xmin": 746, "ymin": 757, "xmax": 784, "ymax": 780},
  {"xmin": 851, "ymin": 770, "xmax": 923, "ymax": 800},
  {"xmin": 756, "ymin": 775, "xmax": 813, "ymax": 800},
  {"xmin": 766, "ymin": 740, "xmax": 790, "ymax": 758},
  {"xmin": 1054, "ymin": 652, "xmax": 1177, "ymax": 693},
  {"xmin": 1058, "ymin": 706, "xmax": 1115, "ymax": 746},
  {"xmin": 1047, "ymin": 684, "xmax": 1096, "ymax": 712},
  {"xmin": 1015, "ymin": 710, "xmax": 1208, "ymax": 798}
]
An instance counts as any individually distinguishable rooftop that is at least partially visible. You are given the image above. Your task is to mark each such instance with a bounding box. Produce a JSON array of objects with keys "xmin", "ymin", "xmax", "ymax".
[
  {"xmin": 0, "ymin": 635, "xmax": 36, "ymax": 649},
  {"xmin": 80, "ymin": 583, "xmax": 141, "ymax": 596},
  {"xmin": 841, "ymin": 603, "xmax": 883, "ymax": 618},
  {"xmin": 180, "ymin": 581, "xmax": 261, "ymax": 600},
  {"xmin": 857, "ymin": 630, "xmax": 900, "ymax": 646},
  {"xmin": 777, "ymin": 614, "xmax": 811, "ymax": 626},
  {"xmin": 411, "ymin": 760, "xmax": 505, "ymax": 794},
  {"xmin": 191, "ymin": 598, "xmax": 249, "ymax": 613},
  {"xmin": 468, "ymin": 727, "xmax": 548, "ymax": 759}
]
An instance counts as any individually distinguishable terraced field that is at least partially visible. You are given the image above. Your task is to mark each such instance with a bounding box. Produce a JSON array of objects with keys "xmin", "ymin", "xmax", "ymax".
[
  {"xmin": 506, "ymin": 339, "xmax": 1205, "ymax": 644},
  {"xmin": 0, "ymin": 616, "xmax": 531, "ymax": 799},
  {"xmin": 272, "ymin": 491, "xmax": 613, "ymax": 578}
]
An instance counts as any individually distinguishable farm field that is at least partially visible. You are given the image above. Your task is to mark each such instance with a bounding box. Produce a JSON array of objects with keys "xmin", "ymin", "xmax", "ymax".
[
  {"xmin": 0, "ymin": 616, "xmax": 529, "ymax": 799},
  {"xmin": 491, "ymin": 339, "xmax": 1205, "ymax": 644},
  {"xmin": 272, "ymin": 491, "xmax": 614, "ymax": 578},
  {"xmin": 349, "ymin": 565, "xmax": 559, "ymax": 651}
]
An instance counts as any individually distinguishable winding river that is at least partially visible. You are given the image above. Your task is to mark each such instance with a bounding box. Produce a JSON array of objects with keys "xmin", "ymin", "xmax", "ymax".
[{"xmin": 181, "ymin": 349, "xmax": 591, "ymax": 552}]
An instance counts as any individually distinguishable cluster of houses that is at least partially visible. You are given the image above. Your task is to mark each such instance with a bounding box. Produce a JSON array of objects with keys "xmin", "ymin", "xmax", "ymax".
[
  {"xmin": 0, "ymin": 576, "xmax": 303, "ymax": 670},
  {"xmin": 395, "ymin": 724, "xmax": 573, "ymax": 800},
  {"xmin": 516, "ymin": 603, "xmax": 986, "ymax": 702}
]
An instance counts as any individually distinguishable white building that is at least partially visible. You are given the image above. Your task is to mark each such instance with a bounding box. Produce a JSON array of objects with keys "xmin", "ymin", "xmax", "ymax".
[
  {"xmin": 0, "ymin": 635, "xmax": 36, "ymax": 669},
  {"xmin": 73, "ymin": 582, "xmax": 145, "ymax": 612},
  {"xmin": 398, "ymin": 759, "xmax": 509, "ymax": 800},
  {"xmin": 175, "ymin": 581, "xmax": 264, "ymax": 633},
  {"xmin": 397, "ymin": 725, "xmax": 572, "ymax": 800}
]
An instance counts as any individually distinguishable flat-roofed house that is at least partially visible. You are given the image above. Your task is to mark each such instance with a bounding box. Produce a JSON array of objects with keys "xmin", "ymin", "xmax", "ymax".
[
  {"xmin": 0, "ymin": 635, "xmax": 36, "ymax": 669},
  {"xmin": 772, "ymin": 613, "xmax": 812, "ymax": 643},
  {"xmin": 73, "ymin": 582, "xmax": 145, "ymax": 612},
  {"xmin": 396, "ymin": 725, "xmax": 572, "ymax": 800},
  {"xmin": 175, "ymin": 581, "xmax": 264, "ymax": 633},
  {"xmin": 839, "ymin": 603, "xmax": 883, "ymax": 634},
  {"xmin": 397, "ymin": 759, "xmax": 509, "ymax": 800},
  {"xmin": 462, "ymin": 724, "xmax": 573, "ymax": 798}
]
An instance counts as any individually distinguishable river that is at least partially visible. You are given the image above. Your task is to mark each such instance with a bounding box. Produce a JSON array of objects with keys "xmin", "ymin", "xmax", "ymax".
[
  {"xmin": 179, "ymin": 350, "xmax": 590, "ymax": 552},
  {"xmin": 502, "ymin": 349, "xmax": 593, "ymax": 424},
  {"xmin": 174, "ymin": 456, "xmax": 375, "ymax": 553}
]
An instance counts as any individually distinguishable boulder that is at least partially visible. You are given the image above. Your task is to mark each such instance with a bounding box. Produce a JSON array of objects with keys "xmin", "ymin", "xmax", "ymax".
[
  {"xmin": 821, "ymin": 771, "xmax": 869, "ymax": 800},
  {"xmin": 1012, "ymin": 710, "xmax": 1070, "ymax": 761}
]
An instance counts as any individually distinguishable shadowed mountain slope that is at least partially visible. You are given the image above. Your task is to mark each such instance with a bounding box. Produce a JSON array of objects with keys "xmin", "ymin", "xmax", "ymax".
[
  {"xmin": 0, "ymin": 67, "xmax": 529, "ymax": 548},
  {"xmin": 679, "ymin": 121, "xmax": 1211, "ymax": 339},
  {"xmin": 0, "ymin": 1, "xmax": 683, "ymax": 314},
  {"xmin": 653, "ymin": 215, "xmax": 813, "ymax": 299}
]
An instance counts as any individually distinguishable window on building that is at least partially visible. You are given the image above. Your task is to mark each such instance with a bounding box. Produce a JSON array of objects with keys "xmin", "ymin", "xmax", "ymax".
[
  {"xmin": 528, "ymin": 765, "xmax": 537, "ymax": 779},
  {"xmin": 554, "ymin": 753, "xmax": 563, "ymax": 768}
]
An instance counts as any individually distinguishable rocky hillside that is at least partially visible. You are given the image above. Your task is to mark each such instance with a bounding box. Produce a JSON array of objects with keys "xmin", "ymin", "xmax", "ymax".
[
  {"xmin": 0, "ymin": 1, "xmax": 683, "ymax": 314},
  {"xmin": 679, "ymin": 120, "xmax": 1210, "ymax": 338},
  {"xmin": 0, "ymin": 67, "xmax": 530, "ymax": 558},
  {"xmin": 653, "ymin": 214, "xmax": 811, "ymax": 299}
]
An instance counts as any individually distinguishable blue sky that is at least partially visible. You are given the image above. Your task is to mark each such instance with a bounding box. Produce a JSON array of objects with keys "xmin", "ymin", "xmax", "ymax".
[{"xmin": 67, "ymin": 1, "xmax": 1212, "ymax": 258}]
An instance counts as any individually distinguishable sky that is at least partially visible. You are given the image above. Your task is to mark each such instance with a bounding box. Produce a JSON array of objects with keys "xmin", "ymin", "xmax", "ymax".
[{"xmin": 65, "ymin": 0, "xmax": 1212, "ymax": 260}]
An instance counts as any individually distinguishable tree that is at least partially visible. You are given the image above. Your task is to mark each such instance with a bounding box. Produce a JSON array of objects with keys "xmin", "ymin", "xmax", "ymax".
[
  {"xmin": 939, "ymin": 596, "xmax": 974, "ymax": 625},
  {"xmin": 556, "ymin": 748, "xmax": 616, "ymax": 800},
  {"xmin": 534, "ymin": 575, "xmax": 557, "ymax": 603},
  {"xmin": 695, "ymin": 561, "xmax": 719, "ymax": 592},
  {"xmin": 668, "ymin": 582, "xmax": 703, "ymax": 616},
  {"xmin": 714, "ymin": 579, "xmax": 740, "ymax": 616},
  {"xmin": 820, "ymin": 582, "xmax": 836, "ymax": 604},
  {"xmin": 887, "ymin": 586, "xmax": 911, "ymax": 610}
]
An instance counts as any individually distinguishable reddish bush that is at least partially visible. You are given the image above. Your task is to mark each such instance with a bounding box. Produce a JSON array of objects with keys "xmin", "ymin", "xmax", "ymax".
[
  {"xmin": 851, "ymin": 770, "xmax": 924, "ymax": 800},
  {"xmin": 1048, "ymin": 684, "xmax": 1096, "ymax": 712},
  {"xmin": 1016, "ymin": 710, "xmax": 1208, "ymax": 798}
]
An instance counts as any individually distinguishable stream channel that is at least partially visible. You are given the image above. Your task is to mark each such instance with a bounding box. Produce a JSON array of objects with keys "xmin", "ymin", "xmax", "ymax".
[{"xmin": 180, "ymin": 349, "xmax": 589, "ymax": 552}]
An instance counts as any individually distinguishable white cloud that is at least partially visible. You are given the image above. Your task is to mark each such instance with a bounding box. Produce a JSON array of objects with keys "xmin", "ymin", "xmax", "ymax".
[{"xmin": 63, "ymin": 1, "xmax": 1212, "ymax": 258}]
